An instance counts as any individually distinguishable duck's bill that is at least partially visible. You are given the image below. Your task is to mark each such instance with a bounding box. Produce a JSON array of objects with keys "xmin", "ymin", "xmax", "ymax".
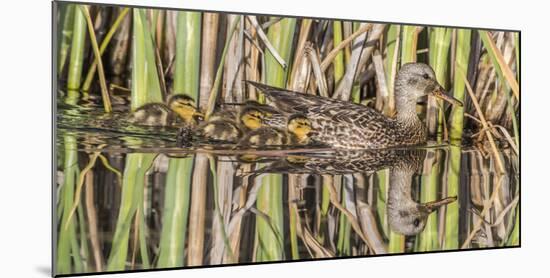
[
  {"xmin": 431, "ymin": 88, "xmax": 463, "ymax": 107},
  {"xmin": 424, "ymin": 196, "xmax": 457, "ymax": 212}
]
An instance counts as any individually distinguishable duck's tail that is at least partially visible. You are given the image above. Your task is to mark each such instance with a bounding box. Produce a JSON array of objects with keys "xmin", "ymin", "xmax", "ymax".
[{"xmin": 244, "ymin": 81, "xmax": 319, "ymax": 114}]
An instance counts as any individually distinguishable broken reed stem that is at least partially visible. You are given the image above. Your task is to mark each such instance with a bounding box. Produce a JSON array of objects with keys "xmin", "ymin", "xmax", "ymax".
[
  {"xmin": 80, "ymin": 5, "xmax": 112, "ymax": 113},
  {"xmin": 479, "ymin": 31, "xmax": 519, "ymax": 100},
  {"xmin": 84, "ymin": 171, "xmax": 103, "ymax": 271},
  {"xmin": 82, "ymin": 7, "xmax": 129, "ymax": 91},
  {"xmin": 461, "ymin": 175, "xmax": 506, "ymax": 248},
  {"xmin": 305, "ymin": 45, "xmax": 329, "ymax": 97},
  {"xmin": 461, "ymin": 70, "xmax": 505, "ymax": 174},
  {"xmin": 98, "ymin": 156, "xmax": 122, "ymax": 188},
  {"xmin": 64, "ymin": 146, "xmax": 104, "ymax": 231},
  {"xmin": 320, "ymin": 24, "xmax": 373, "ymax": 71},
  {"xmin": 247, "ymin": 16, "xmax": 287, "ymax": 69},
  {"xmin": 205, "ymin": 16, "xmax": 241, "ymax": 119}
]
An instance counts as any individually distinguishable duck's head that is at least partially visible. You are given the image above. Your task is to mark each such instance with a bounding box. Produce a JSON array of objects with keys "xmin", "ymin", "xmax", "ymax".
[
  {"xmin": 287, "ymin": 114, "xmax": 312, "ymax": 143},
  {"xmin": 168, "ymin": 94, "xmax": 204, "ymax": 123},
  {"xmin": 395, "ymin": 63, "xmax": 463, "ymax": 108},
  {"xmin": 388, "ymin": 195, "xmax": 457, "ymax": 236},
  {"xmin": 239, "ymin": 106, "xmax": 269, "ymax": 130}
]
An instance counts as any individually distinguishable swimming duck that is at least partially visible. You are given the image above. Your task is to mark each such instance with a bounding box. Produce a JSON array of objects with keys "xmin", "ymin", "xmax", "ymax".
[
  {"xmin": 247, "ymin": 63, "xmax": 463, "ymax": 149},
  {"xmin": 128, "ymin": 94, "xmax": 203, "ymax": 127}
]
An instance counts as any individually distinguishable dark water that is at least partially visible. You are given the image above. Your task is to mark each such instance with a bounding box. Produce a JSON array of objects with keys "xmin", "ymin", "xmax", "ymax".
[{"xmin": 55, "ymin": 96, "xmax": 519, "ymax": 275}]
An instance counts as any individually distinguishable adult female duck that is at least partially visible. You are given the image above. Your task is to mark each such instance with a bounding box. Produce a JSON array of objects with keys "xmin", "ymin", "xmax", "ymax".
[{"xmin": 247, "ymin": 63, "xmax": 462, "ymax": 149}]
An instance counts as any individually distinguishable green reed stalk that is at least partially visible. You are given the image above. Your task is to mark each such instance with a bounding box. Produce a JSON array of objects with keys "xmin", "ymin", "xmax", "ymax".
[
  {"xmin": 385, "ymin": 25, "xmax": 399, "ymax": 87},
  {"xmin": 107, "ymin": 9, "xmax": 163, "ymax": 271},
  {"xmin": 107, "ymin": 153, "xmax": 156, "ymax": 271},
  {"xmin": 130, "ymin": 9, "xmax": 162, "ymax": 111},
  {"xmin": 76, "ymin": 199, "xmax": 89, "ymax": 272},
  {"xmin": 384, "ymin": 25, "xmax": 400, "ymax": 114},
  {"xmin": 449, "ymin": 29, "xmax": 471, "ymax": 142},
  {"xmin": 255, "ymin": 17, "xmax": 296, "ymax": 262},
  {"xmin": 67, "ymin": 5, "xmax": 87, "ymax": 91},
  {"xmin": 336, "ymin": 190, "xmax": 351, "ymax": 256},
  {"xmin": 333, "ymin": 21, "xmax": 345, "ymax": 85},
  {"xmin": 56, "ymin": 6, "xmax": 86, "ymax": 272},
  {"xmin": 258, "ymin": 17, "xmax": 296, "ymax": 102},
  {"xmin": 57, "ymin": 4, "xmax": 75, "ymax": 76},
  {"xmin": 158, "ymin": 9, "xmax": 201, "ymax": 267},
  {"xmin": 80, "ymin": 5, "xmax": 111, "ymax": 112},
  {"xmin": 157, "ymin": 158, "xmax": 193, "ymax": 267},
  {"xmin": 256, "ymin": 173, "xmax": 285, "ymax": 261},
  {"xmin": 444, "ymin": 30, "xmax": 471, "ymax": 249},
  {"xmin": 388, "ymin": 25, "xmax": 420, "ymax": 253},
  {"xmin": 174, "ymin": 11, "xmax": 201, "ymax": 97},
  {"xmin": 56, "ymin": 135, "xmax": 82, "ymax": 275},
  {"xmin": 401, "ymin": 25, "xmax": 419, "ymax": 64},
  {"xmin": 350, "ymin": 22, "xmax": 361, "ymax": 103},
  {"xmin": 444, "ymin": 145, "xmax": 461, "ymax": 249},
  {"xmin": 288, "ymin": 175, "xmax": 300, "ymax": 259},
  {"xmin": 416, "ymin": 151, "xmax": 442, "ymax": 252},
  {"xmin": 82, "ymin": 8, "xmax": 130, "ymax": 91},
  {"xmin": 506, "ymin": 207, "xmax": 519, "ymax": 246},
  {"xmin": 428, "ymin": 27, "xmax": 451, "ymax": 138},
  {"xmin": 375, "ymin": 169, "xmax": 389, "ymax": 238}
]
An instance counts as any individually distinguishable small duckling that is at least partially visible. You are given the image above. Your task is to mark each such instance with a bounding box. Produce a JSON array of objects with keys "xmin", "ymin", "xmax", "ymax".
[
  {"xmin": 195, "ymin": 120, "xmax": 243, "ymax": 142},
  {"xmin": 240, "ymin": 100, "xmax": 287, "ymax": 129},
  {"xmin": 128, "ymin": 94, "xmax": 203, "ymax": 127},
  {"xmin": 237, "ymin": 113, "xmax": 314, "ymax": 147},
  {"xmin": 286, "ymin": 114, "xmax": 313, "ymax": 145},
  {"xmin": 195, "ymin": 106, "xmax": 266, "ymax": 142},
  {"xmin": 237, "ymin": 106, "xmax": 268, "ymax": 131}
]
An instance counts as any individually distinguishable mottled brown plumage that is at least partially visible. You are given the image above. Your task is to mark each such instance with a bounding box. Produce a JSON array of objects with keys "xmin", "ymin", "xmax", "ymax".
[{"xmin": 247, "ymin": 63, "xmax": 462, "ymax": 149}]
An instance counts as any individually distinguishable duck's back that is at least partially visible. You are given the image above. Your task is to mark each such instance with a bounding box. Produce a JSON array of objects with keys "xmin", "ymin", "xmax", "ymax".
[
  {"xmin": 256, "ymin": 85, "xmax": 424, "ymax": 149},
  {"xmin": 128, "ymin": 103, "xmax": 174, "ymax": 126}
]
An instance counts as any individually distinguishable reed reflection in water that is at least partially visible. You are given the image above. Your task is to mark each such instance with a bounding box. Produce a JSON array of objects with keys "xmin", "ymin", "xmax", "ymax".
[{"xmin": 55, "ymin": 129, "xmax": 519, "ymax": 275}]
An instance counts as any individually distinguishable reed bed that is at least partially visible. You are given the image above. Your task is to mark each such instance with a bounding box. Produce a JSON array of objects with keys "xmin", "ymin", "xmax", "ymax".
[{"xmin": 55, "ymin": 3, "xmax": 520, "ymax": 275}]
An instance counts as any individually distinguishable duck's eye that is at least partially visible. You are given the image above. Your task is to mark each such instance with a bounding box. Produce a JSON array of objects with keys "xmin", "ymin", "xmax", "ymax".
[
  {"xmin": 422, "ymin": 73, "xmax": 430, "ymax": 80},
  {"xmin": 413, "ymin": 218, "xmax": 420, "ymax": 227}
]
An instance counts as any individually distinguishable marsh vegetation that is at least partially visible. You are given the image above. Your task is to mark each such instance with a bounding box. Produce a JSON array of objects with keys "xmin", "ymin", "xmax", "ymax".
[{"xmin": 55, "ymin": 3, "xmax": 520, "ymax": 275}]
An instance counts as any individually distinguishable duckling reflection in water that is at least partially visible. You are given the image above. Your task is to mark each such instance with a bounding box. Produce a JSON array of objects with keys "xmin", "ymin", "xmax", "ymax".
[{"xmin": 128, "ymin": 94, "xmax": 204, "ymax": 127}]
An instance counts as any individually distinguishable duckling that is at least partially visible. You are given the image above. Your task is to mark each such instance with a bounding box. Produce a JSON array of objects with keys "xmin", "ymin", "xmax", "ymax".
[
  {"xmin": 237, "ymin": 114, "xmax": 314, "ymax": 147},
  {"xmin": 195, "ymin": 119, "xmax": 243, "ymax": 142},
  {"xmin": 195, "ymin": 105, "xmax": 267, "ymax": 142},
  {"xmin": 128, "ymin": 94, "xmax": 204, "ymax": 127},
  {"xmin": 286, "ymin": 114, "xmax": 313, "ymax": 145}
]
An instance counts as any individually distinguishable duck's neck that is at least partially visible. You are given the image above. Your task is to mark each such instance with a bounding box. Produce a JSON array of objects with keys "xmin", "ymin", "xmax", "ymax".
[
  {"xmin": 387, "ymin": 168, "xmax": 417, "ymax": 213},
  {"xmin": 394, "ymin": 86, "xmax": 425, "ymax": 140}
]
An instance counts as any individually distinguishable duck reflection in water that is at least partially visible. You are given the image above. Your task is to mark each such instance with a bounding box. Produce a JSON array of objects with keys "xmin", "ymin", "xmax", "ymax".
[{"xmin": 247, "ymin": 148, "xmax": 457, "ymax": 236}]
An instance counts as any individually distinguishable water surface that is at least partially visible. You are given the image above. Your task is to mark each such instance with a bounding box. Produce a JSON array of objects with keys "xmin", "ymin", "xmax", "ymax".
[{"xmin": 55, "ymin": 96, "xmax": 519, "ymax": 275}]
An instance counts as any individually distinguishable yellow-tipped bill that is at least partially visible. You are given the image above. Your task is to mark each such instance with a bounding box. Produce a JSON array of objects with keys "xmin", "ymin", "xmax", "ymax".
[
  {"xmin": 424, "ymin": 196, "xmax": 457, "ymax": 212},
  {"xmin": 430, "ymin": 87, "xmax": 463, "ymax": 107}
]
